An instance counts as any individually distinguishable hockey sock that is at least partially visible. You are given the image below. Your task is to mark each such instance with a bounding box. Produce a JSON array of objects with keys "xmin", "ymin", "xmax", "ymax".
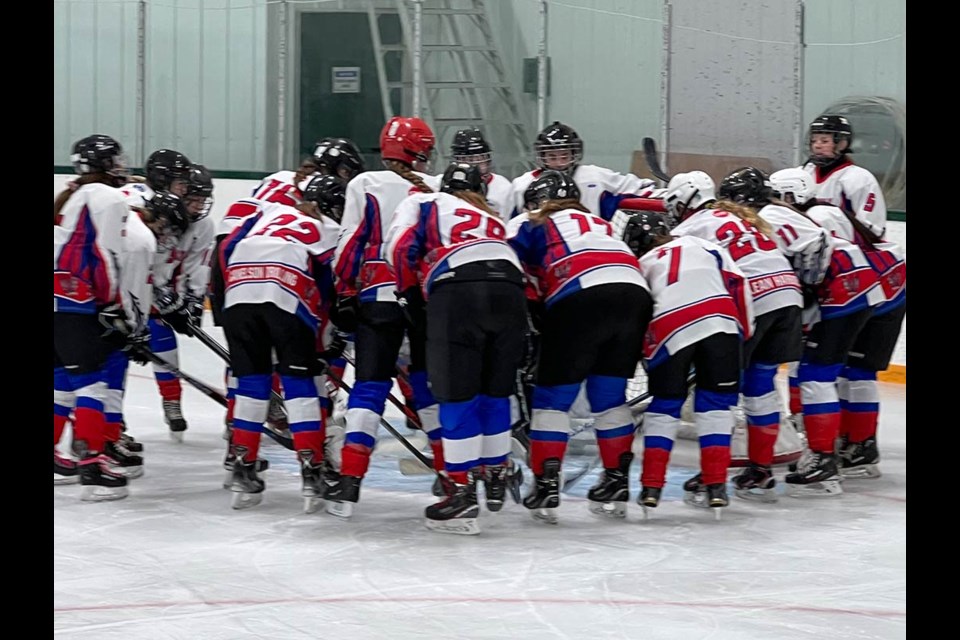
[
  {"xmin": 742, "ymin": 363, "xmax": 780, "ymax": 466},
  {"xmin": 640, "ymin": 397, "xmax": 683, "ymax": 487},
  {"xmin": 695, "ymin": 389, "xmax": 736, "ymax": 485},
  {"xmin": 283, "ymin": 375, "xmax": 324, "ymax": 460},
  {"xmin": 54, "ymin": 366, "xmax": 75, "ymax": 445},
  {"xmin": 839, "ymin": 366, "xmax": 880, "ymax": 443}
]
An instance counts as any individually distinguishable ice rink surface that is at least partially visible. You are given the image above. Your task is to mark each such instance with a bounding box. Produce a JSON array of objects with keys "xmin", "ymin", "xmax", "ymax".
[{"xmin": 54, "ymin": 320, "xmax": 906, "ymax": 640}]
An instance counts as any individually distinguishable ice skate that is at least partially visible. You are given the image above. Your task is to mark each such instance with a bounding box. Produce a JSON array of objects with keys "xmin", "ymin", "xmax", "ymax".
[
  {"xmin": 79, "ymin": 454, "xmax": 129, "ymax": 502},
  {"xmin": 682, "ymin": 473, "xmax": 708, "ymax": 508},
  {"xmin": 163, "ymin": 400, "xmax": 188, "ymax": 442},
  {"xmin": 104, "ymin": 440, "xmax": 144, "ymax": 479},
  {"xmin": 706, "ymin": 483, "xmax": 729, "ymax": 520},
  {"xmin": 54, "ymin": 452, "xmax": 79, "ymax": 485},
  {"xmin": 637, "ymin": 486, "xmax": 661, "ymax": 520},
  {"xmin": 523, "ymin": 458, "xmax": 561, "ymax": 524},
  {"xmin": 228, "ymin": 448, "xmax": 266, "ymax": 510},
  {"xmin": 325, "ymin": 475, "xmax": 361, "ymax": 519},
  {"xmin": 298, "ymin": 450, "xmax": 328, "ymax": 514},
  {"xmin": 732, "ymin": 464, "xmax": 778, "ymax": 503},
  {"xmin": 221, "ymin": 447, "xmax": 269, "ymax": 489},
  {"xmin": 118, "ymin": 431, "xmax": 144, "ymax": 453},
  {"xmin": 484, "ymin": 460, "xmax": 523, "ymax": 512},
  {"xmin": 425, "ymin": 474, "xmax": 480, "ymax": 535},
  {"xmin": 785, "ymin": 451, "xmax": 843, "ymax": 497},
  {"xmin": 587, "ymin": 452, "xmax": 633, "ymax": 519},
  {"xmin": 839, "ymin": 437, "xmax": 882, "ymax": 479}
]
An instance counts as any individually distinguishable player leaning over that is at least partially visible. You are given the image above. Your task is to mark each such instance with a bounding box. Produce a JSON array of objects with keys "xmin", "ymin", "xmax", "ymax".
[
  {"xmin": 444, "ymin": 128, "xmax": 514, "ymax": 217},
  {"xmin": 508, "ymin": 121, "xmax": 657, "ymax": 220},
  {"xmin": 54, "ymin": 135, "xmax": 136, "ymax": 501},
  {"xmin": 386, "ymin": 162, "xmax": 527, "ymax": 535},
  {"xmin": 326, "ymin": 117, "xmax": 443, "ymax": 518},
  {"xmin": 506, "ymin": 171, "xmax": 653, "ymax": 523}
]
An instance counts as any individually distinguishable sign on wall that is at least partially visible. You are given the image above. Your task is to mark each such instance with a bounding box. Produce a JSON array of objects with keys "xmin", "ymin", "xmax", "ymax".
[{"xmin": 332, "ymin": 67, "xmax": 361, "ymax": 94}]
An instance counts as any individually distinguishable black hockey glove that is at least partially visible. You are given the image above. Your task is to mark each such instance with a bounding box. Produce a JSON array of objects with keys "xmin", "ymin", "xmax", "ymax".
[
  {"xmin": 98, "ymin": 303, "xmax": 131, "ymax": 339},
  {"xmin": 396, "ymin": 287, "xmax": 426, "ymax": 330},
  {"xmin": 319, "ymin": 330, "xmax": 350, "ymax": 364},
  {"xmin": 125, "ymin": 330, "xmax": 152, "ymax": 365},
  {"xmin": 330, "ymin": 295, "xmax": 359, "ymax": 333},
  {"xmin": 156, "ymin": 291, "xmax": 201, "ymax": 336}
]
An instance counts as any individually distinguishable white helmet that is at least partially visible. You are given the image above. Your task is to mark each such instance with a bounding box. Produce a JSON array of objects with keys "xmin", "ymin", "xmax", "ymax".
[
  {"xmin": 769, "ymin": 168, "xmax": 816, "ymax": 205},
  {"xmin": 664, "ymin": 171, "xmax": 716, "ymax": 221}
]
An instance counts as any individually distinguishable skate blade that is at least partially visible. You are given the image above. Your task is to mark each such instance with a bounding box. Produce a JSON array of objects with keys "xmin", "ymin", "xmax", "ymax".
[
  {"xmin": 303, "ymin": 496, "xmax": 324, "ymax": 514},
  {"xmin": 222, "ymin": 471, "xmax": 233, "ymax": 490},
  {"xmin": 786, "ymin": 479, "xmax": 843, "ymax": 497},
  {"xmin": 230, "ymin": 491, "xmax": 263, "ymax": 510},
  {"xmin": 683, "ymin": 490, "xmax": 710, "ymax": 509},
  {"xmin": 640, "ymin": 505, "xmax": 657, "ymax": 520},
  {"xmin": 588, "ymin": 501, "xmax": 627, "ymax": 519},
  {"xmin": 54, "ymin": 474, "xmax": 80, "ymax": 486},
  {"xmin": 110, "ymin": 465, "xmax": 144, "ymax": 479},
  {"xmin": 398, "ymin": 456, "xmax": 434, "ymax": 476},
  {"xmin": 425, "ymin": 517, "xmax": 481, "ymax": 535},
  {"xmin": 169, "ymin": 431, "xmax": 184, "ymax": 443},
  {"xmin": 712, "ymin": 506, "xmax": 725, "ymax": 521},
  {"xmin": 80, "ymin": 485, "xmax": 129, "ymax": 502},
  {"xmin": 486, "ymin": 499, "xmax": 504, "ymax": 513},
  {"xmin": 326, "ymin": 500, "xmax": 355, "ymax": 519},
  {"xmin": 530, "ymin": 508, "xmax": 558, "ymax": 525},
  {"xmin": 734, "ymin": 487, "xmax": 778, "ymax": 504},
  {"xmin": 840, "ymin": 464, "xmax": 882, "ymax": 479}
]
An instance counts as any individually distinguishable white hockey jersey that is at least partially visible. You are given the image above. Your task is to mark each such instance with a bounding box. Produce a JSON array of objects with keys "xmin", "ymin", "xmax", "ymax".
[
  {"xmin": 757, "ymin": 203, "xmax": 833, "ymax": 287},
  {"xmin": 221, "ymin": 201, "xmax": 341, "ymax": 331},
  {"xmin": 250, "ymin": 170, "xmax": 304, "ymax": 207},
  {"xmin": 152, "ymin": 214, "xmax": 216, "ymax": 302},
  {"xmin": 671, "ymin": 208, "xmax": 801, "ymax": 317},
  {"xmin": 54, "ymin": 182, "xmax": 128, "ymax": 314},
  {"xmin": 385, "ymin": 192, "xmax": 520, "ymax": 297},
  {"xmin": 802, "ymin": 158, "xmax": 887, "ymax": 240},
  {"xmin": 334, "ymin": 169, "xmax": 434, "ymax": 302},
  {"xmin": 509, "ymin": 164, "xmax": 657, "ymax": 221},
  {"xmin": 118, "ymin": 181, "xmax": 155, "ymax": 208},
  {"xmin": 506, "ymin": 207, "xmax": 647, "ymax": 307},
  {"xmin": 433, "ymin": 170, "xmax": 513, "ymax": 218},
  {"xmin": 638, "ymin": 235, "xmax": 754, "ymax": 369},
  {"xmin": 218, "ymin": 198, "xmax": 263, "ymax": 239},
  {"xmin": 119, "ymin": 211, "xmax": 157, "ymax": 334}
]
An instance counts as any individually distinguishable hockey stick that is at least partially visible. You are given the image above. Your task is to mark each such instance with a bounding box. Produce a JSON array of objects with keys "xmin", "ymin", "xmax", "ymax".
[
  {"xmin": 133, "ymin": 346, "xmax": 228, "ymax": 409},
  {"xmin": 187, "ymin": 326, "xmax": 296, "ymax": 451},
  {"xmin": 641, "ymin": 137, "xmax": 672, "ymax": 184}
]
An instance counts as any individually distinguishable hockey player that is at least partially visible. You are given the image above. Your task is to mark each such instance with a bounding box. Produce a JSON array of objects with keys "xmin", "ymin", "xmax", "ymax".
[
  {"xmin": 506, "ymin": 171, "xmax": 653, "ymax": 523},
  {"xmin": 769, "ymin": 168, "xmax": 903, "ymax": 486},
  {"xmin": 385, "ymin": 162, "xmax": 527, "ymax": 534},
  {"xmin": 445, "ymin": 128, "xmax": 513, "ymax": 217},
  {"xmin": 508, "ymin": 121, "xmax": 657, "ymax": 220},
  {"xmin": 802, "ymin": 115, "xmax": 888, "ymax": 244},
  {"xmin": 665, "ymin": 169, "xmax": 806, "ymax": 504},
  {"xmin": 54, "ymin": 134, "xmax": 136, "ymax": 501},
  {"xmin": 218, "ymin": 175, "xmax": 342, "ymax": 511},
  {"xmin": 326, "ymin": 116, "xmax": 443, "ymax": 519},
  {"xmin": 623, "ymin": 211, "xmax": 754, "ymax": 515},
  {"xmin": 312, "ymin": 137, "xmax": 366, "ymax": 182}
]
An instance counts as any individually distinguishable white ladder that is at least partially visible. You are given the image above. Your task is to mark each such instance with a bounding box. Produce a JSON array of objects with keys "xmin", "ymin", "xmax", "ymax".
[{"xmin": 369, "ymin": 0, "xmax": 532, "ymax": 176}]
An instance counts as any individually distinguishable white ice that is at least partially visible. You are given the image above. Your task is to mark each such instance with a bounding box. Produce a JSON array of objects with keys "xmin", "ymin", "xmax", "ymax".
[{"xmin": 54, "ymin": 316, "xmax": 906, "ymax": 640}]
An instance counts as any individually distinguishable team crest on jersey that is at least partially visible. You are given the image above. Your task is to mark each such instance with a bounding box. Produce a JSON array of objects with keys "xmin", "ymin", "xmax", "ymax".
[
  {"xmin": 841, "ymin": 273, "xmax": 860, "ymax": 295},
  {"xmin": 61, "ymin": 276, "xmax": 79, "ymax": 295}
]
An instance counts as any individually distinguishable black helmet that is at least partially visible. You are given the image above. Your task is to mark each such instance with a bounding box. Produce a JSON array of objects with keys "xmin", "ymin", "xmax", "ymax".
[
  {"xmin": 312, "ymin": 138, "xmax": 365, "ymax": 181},
  {"xmin": 533, "ymin": 121, "xmax": 583, "ymax": 174},
  {"xmin": 440, "ymin": 162, "xmax": 485, "ymax": 196},
  {"xmin": 144, "ymin": 191, "xmax": 189, "ymax": 240},
  {"xmin": 300, "ymin": 175, "xmax": 347, "ymax": 223},
  {"xmin": 71, "ymin": 134, "xmax": 128, "ymax": 186},
  {"xmin": 809, "ymin": 114, "xmax": 854, "ymax": 166},
  {"xmin": 145, "ymin": 149, "xmax": 192, "ymax": 191},
  {"xmin": 622, "ymin": 211, "xmax": 672, "ymax": 258},
  {"xmin": 183, "ymin": 164, "xmax": 214, "ymax": 221},
  {"xmin": 717, "ymin": 167, "xmax": 773, "ymax": 206},
  {"xmin": 451, "ymin": 128, "xmax": 492, "ymax": 159},
  {"xmin": 523, "ymin": 170, "xmax": 581, "ymax": 210}
]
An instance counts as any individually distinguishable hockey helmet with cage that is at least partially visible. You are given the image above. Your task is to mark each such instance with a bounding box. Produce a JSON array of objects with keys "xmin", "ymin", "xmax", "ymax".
[
  {"xmin": 769, "ymin": 168, "xmax": 817, "ymax": 206},
  {"xmin": 533, "ymin": 121, "xmax": 583, "ymax": 174},
  {"xmin": 71, "ymin": 134, "xmax": 129, "ymax": 187},
  {"xmin": 451, "ymin": 128, "xmax": 493, "ymax": 167},
  {"xmin": 440, "ymin": 162, "xmax": 486, "ymax": 197},
  {"xmin": 622, "ymin": 210, "xmax": 672, "ymax": 258},
  {"xmin": 809, "ymin": 115, "xmax": 853, "ymax": 166},
  {"xmin": 523, "ymin": 170, "xmax": 581, "ymax": 211},
  {"xmin": 379, "ymin": 117, "xmax": 436, "ymax": 167},
  {"xmin": 145, "ymin": 149, "xmax": 192, "ymax": 193},
  {"xmin": 144, "ymin": 191, "xmax": 189, "ymax": 244},
  {"xmin": 663, "ymin": 171, "xmax": 716, "ymax": 223},
  {"xmin": 717, "ymin": 167, "xmax": 773, "ymax": 206},
  {"xmin": 299, "ymin": 175, "xmax": 348, "ymax": 223},
  {"xmin": 183, "ymin": 163, "xmax": 214, "ymax": 221},
  {"xmin": 312, "ymin": 137, "xmax": 365, "ymax": 181}
]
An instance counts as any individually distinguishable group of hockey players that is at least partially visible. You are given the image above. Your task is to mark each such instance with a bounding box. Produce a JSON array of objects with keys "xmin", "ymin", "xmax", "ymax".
[{"xmin": 53, "ymin": 112, "xmax": 905, "ymax": 535}]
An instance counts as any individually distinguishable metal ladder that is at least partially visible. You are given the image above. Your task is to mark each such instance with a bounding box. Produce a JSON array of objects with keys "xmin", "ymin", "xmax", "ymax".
[{"xmin": 368, "ymin": 0, "xmax": 532, "ymax": 176}]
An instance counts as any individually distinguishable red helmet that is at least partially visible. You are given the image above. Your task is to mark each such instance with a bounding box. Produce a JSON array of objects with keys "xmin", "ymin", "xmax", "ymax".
[{"xmin": 379, "ymin": 116, "xmax": 436, "ymax": 165}]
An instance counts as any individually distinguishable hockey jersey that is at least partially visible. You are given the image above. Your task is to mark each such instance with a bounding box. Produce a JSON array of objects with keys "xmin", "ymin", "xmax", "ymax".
[
  {"xmin": 509, "ymin": 164, "xmax": 657, "ymax": 221},
  {"xmin": 119, "ymin": 211, "xmax": 157, "ymax": 334},
  {"xmin": 118, "ymin": 181, "xmax": 155, "ymax": 208},
  {"xmin": 220, "ymin": 201, "xmax": 340, "ymax": 331},
  {"xmin": 54, "ymin": 182, "xmax": 128, "ymax": 314},
  {"xmin": 757, "ymin": 203, "xmax": 833, "ymax": 287},
  {"xmin": 802, "ymin": 158, "xmax": 887, "ymax": 241},
  {"xmin": 434, "ymin": 170, "xmax": 513, "ymax": 218},
  {"xmin": 671, "ymin": 208, "xmax": 802, "ymax": 317},
  {"xmin": 152, "ymin": 214, "xmax": 216, "ymax": 302},
  {"xmin": 334, "ymin": 170, "xmax": 434, "ymax": 302},
  {"xmin": 638, "ymin": 235, "xmax": 754, "ymax": 369},
  {"xmin": 250, "ymin": 170, "xmax": 305, "ymax": 207},
  {"xmin": 385, "ymin": 192, "xmax": 520, "ymax": 297},
  {"xmin": 506, "ymin": 207, "xmax": 647, "ymax": 307}
]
